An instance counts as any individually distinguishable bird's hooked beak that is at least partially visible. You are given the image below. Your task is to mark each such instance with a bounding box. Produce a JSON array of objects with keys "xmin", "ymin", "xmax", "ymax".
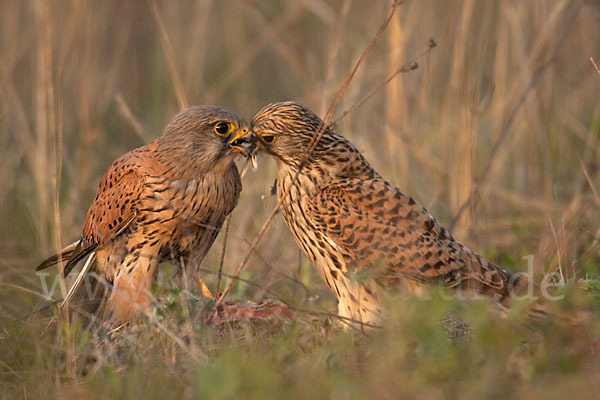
[{"xmin": 228, "ymin": 127, "xmax": 257, "ymax": 157}]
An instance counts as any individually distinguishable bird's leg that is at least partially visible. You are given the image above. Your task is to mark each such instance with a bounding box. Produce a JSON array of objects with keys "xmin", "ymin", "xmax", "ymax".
[
  {"xmin": 105, "ymin": 252, "xmax": 159, "ymax": 322},
  {"xmin": 336, "ymin": 278, "xmax": 383, "ymax": 330}
]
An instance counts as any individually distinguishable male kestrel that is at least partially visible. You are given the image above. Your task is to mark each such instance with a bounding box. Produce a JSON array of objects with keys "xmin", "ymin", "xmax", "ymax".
[
  {"xmin": 251, "ymin": 101, "xmax": 524, "ymax": 328},
  {"xmin": 36, "ymin": 105, "xmax": 255, "ymax": 322}
]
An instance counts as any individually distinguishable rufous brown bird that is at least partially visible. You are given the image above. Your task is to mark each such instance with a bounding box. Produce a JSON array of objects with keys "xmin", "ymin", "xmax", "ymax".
[
  {"xmin": 251, "ymin": 101, "xmax": 524, "ymax": 328},
  {"xmin": 36, "ymin": 105, "xmax": 255, "ymax": 322}
]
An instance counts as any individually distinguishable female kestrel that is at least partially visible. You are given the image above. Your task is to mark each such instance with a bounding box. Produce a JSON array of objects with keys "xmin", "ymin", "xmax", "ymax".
[{"xmin": 251, "ymin": 101, "xmax": 524, "ymax": 328}]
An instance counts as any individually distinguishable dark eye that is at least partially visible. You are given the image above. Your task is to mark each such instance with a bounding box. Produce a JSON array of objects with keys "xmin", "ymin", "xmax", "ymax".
[
  {"xmin": 261, "ymin": 134, "xmax": 276, "ymax": 144},
  {"xmin": 214, "ymin": 122, "xmax": 232, "ymax": 136}
]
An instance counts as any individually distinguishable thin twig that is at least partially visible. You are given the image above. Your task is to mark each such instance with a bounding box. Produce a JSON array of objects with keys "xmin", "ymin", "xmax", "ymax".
[
  {"xmin": 236, "ymin": 232, "xmax": 312, "ymax": 295},
  {"xmin": 448, "ymin": 3, "xmax": 583, "ymax": 232},
  {"xmin": 331, "ymin": 38, "xmax": 436, "ymax": 126},
  {"xmin": 590, "ymin": 57, "xmax": 600, "ymax": 76},
  {"xmin": 314, "ymin": 0, "xmax": 404, "ymax": 142},
  {"xmin": 178, "ymin": 256, "xmax": 200, "ymax": 356},
  {"xmin": 196, "ymin": 267, "xmax": 310, "ymax": 308},
  {"xmin": 214, "ymin": 201, "xmax": 279, "ymax": 306},
  {"xmin": 291, "ymin": 306, "xmax": 382, "ymax": 333},
  {"xmin": 0, "ymin": 282, "xmax": 54, "ymax": 301},
  {"xmin": 216, "ymin": 215, "xmax": 231, "ymax": 293},
  {"xmin": 115, "ymin": 93, "xmax": 150, "ymax": 141},
  {"xmin": 548, "ymin": 217, "xmax": 565, "ymax": 283}
]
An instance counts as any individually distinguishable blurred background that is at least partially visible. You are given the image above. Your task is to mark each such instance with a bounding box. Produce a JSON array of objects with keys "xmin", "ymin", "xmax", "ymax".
[{"xmin": 1, "ymin": 0, "xmax": 599, "ymax": 335}]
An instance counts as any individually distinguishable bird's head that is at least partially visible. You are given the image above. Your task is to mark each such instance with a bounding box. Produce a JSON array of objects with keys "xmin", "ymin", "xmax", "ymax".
[
  {"xmin": 158, "ymin": 105, "xmax": 255, "ymax": 174},
  {"xmin": 250, "ymin": 101, "xmax": 330, "ymax": 167}
]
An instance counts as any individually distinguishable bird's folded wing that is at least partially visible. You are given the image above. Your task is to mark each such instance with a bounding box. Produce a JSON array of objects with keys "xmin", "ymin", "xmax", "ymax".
[
  {"xmin": 35, "ymin": 240, "xmax": 80, "ymax": 271},
  {"xmin": 305, "ymin": 178, "xmax": 517, "ymax": 298},
  {"xmin": 64, "ymin": 168, "xmax": 144, "ymax": 276}
]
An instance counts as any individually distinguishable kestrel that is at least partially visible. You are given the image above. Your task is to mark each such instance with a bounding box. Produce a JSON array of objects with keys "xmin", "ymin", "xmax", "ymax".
[
  {"xmin": 251, "ymin": 101, "xmax": 524, "ymax": 328},
  {"xmin": 36, "ymin": 105, "xmax": 255, "ymax": 322}
]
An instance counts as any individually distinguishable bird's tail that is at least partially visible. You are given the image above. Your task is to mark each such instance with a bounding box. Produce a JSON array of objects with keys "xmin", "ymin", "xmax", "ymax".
[{"xmin": 35, "ymin": 240, "xmax": 81, "ymax": 271}]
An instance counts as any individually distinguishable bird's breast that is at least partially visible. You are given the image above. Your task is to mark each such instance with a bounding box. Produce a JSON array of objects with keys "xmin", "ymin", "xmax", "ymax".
[
  {"xmin": 277, "ymin": 170, "xmax": 350, "ymax": 274},
  {"xmin": 134, "ymin": 174, "xmax": 238, "ymax": 260}
]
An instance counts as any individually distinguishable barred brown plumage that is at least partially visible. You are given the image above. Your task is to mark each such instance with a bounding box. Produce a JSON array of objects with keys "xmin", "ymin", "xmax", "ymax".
[
  {"xmin": 36, "ymin": 105, "xmax": 255, "ymax": 322},
  {"xmin": 251, "ymin": 101, "xmax": 525, "ymax": 328}
]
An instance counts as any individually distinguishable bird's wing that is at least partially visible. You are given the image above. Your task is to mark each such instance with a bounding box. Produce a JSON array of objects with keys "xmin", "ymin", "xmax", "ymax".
[
  {"xmin": 63, "ymin": 166, "xmax": 144, "ymax": 276},
  {"xmin": 305, "ymin": 178, "xmax": 521, "ymax": 300}
]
